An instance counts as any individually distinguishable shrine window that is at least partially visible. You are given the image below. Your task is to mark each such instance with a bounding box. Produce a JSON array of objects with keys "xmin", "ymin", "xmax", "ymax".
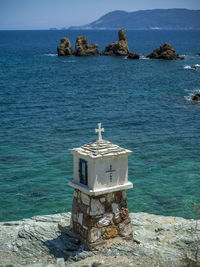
[{"xmin": 79, "ymin": 159, "xmax": 88, "ymax": 186}]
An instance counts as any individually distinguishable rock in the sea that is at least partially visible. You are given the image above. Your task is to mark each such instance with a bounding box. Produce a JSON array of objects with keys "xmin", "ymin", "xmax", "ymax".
[
  {"xmin": 118, "ymin": 29, "xmax": 127, "ymax": 41},
  {"xmin": 147, "ymin": 42, "xmax": 184, "ymax": 60},
  {"xmin": 191, "ymin": 93, "xmax": 200, "ymax": 101},
  {"xmin": 57, "ymin": 37, "xmax": 73, "ymax": 56},
  {"xmin": 196, "ymin": 53, "xmax": 200, "ymax": 56},
  {"xmin": 101, "ymin": 29, "xmax": 129, "ymax": 56},
  {"xmin": 127, "ymin": 53, "xmax": 140, "ymax": 59},
  {"xmin": 74, "ymin": 36, "xmax": 99, "ymax": 56}
]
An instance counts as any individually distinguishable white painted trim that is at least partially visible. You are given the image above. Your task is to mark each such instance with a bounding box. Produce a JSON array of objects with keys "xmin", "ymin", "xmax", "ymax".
[{"xmin": 69, "ymin": 181, "xmax": 133, "ymax": 196}]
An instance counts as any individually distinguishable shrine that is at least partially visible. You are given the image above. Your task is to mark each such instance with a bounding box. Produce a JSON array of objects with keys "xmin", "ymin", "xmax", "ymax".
[{"xmin": 68, "ymin": 123, "xmax": 133, "ymax": 249}]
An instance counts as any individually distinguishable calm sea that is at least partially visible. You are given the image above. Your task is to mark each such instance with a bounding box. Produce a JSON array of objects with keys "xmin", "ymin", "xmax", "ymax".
[{"xmin": 0, "ymin": 30, "xmax": 200, "ymax": 221}]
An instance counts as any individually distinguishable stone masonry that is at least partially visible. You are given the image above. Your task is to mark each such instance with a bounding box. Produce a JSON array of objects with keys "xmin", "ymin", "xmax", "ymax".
[{"xmin": 71, "ymin": 189, "xmax": 133, "ymax": 249}]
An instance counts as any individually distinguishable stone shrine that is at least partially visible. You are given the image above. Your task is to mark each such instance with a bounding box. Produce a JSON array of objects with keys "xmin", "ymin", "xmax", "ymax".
[{"xmin": 68, "ymin": 123, "xmax": 133, "ymax": 249}]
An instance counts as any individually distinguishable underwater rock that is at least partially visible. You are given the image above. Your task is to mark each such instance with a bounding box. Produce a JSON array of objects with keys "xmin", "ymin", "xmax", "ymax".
[
  {"xmin": 147, "ymin": 42, "xmax": 184, "ymax": 60},
  {"xmin": 57, "ymin": 37, "xmax": 73, "ymax": 56},
  {"xmin": 100, "ymin": 29, "xmax": 129, "ymax": 56}
]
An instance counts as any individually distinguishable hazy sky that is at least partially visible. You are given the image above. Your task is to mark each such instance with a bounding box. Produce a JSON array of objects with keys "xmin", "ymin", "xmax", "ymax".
[{"xmin": 0, "ymin": 0, "xmax": 200, "ymax": 30}]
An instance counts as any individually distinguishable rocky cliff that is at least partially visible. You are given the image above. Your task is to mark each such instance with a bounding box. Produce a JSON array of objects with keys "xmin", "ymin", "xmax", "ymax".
[{"xmin": 0, "ymin": 212, "xmax": 200, "ymax": 266}]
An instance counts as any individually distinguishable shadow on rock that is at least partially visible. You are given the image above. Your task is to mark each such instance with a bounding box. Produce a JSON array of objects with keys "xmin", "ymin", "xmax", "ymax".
[
  {"xmin": 44, "ymin": 232, "xmax": 83, "ymax": 260},
  {"xmin": 44, "ymin": 233, "xmax": 94, "ymax": 262}
]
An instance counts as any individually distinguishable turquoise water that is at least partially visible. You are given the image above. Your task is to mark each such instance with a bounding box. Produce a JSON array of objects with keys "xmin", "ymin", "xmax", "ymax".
[{"xmin": 0, "ymin": 30, "xmax": 200, "ymax": 221}]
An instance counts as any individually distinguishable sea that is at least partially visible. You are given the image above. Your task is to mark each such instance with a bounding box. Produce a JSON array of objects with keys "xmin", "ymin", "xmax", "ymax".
[{"xmin": 0, "ymin": 30, "xmax": 200, "ymax": 222}]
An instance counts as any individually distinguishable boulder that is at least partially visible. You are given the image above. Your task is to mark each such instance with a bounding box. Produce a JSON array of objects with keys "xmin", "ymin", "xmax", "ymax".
[
  {"xmin": 191, "ymin": 93, "xmax": 200, "ymax": 101},
  {"xmin": 74, "ymin": 36, "xmax": 99, "ymax": 56},
  {"xmin": 196, "ymin": 53, "xmax": 200, "ymax": 56},
  {"xmin": 127, "ymin": 53, "xmax": 140, "ymax": 59},
  {"xmin": 101, "ymin": 29, "xmax": 129, "ymax": 56},
  {"xmin": 57, "ymin": 37, "xmax": 73, "ymax": 56},
  {"xmin": 147, "ymin": 43, "xmax": 184, "ymax": 60}
]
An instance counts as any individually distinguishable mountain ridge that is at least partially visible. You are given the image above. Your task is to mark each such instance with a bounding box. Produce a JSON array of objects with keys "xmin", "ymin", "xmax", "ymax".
[{"xmin": 68, "ymin": 8, "xmax": 200, "ymax": 30}]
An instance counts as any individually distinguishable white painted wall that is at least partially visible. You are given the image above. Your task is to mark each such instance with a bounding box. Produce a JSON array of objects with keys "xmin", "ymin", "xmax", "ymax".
[
  {"xmin": 71, "ymin": 151, "xmax": 129, "ymax": 192},
  {"xmin": 92, "ymin": 156, "xmax": 128, "ymax": 190}
]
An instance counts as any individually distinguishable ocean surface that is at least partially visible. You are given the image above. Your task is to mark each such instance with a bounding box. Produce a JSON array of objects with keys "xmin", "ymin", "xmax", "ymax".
[{"xmin": 0, "ymin": 30, "xmax": 200, "ymax": 222}]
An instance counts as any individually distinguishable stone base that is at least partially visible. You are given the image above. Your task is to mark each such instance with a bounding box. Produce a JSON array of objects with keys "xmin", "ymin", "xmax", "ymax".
[
  {"xmin": 58, "ymin": 221, "xmax": 133, "ymax": 250},
  {"xmin": 68, "ymin": 189, "xmax": 133, "ymax": 249}
]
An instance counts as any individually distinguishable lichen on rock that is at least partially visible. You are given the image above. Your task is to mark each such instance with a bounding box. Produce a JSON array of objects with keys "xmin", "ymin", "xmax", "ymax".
[{"xmin": 103, "ymin": 225, "xmax": 118, "ymax": 239}]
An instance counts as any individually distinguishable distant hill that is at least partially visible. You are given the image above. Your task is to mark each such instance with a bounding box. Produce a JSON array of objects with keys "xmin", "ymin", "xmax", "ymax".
[{"xmin": 69, "ymin": 9, "xmax": 200, "ymax": 30}]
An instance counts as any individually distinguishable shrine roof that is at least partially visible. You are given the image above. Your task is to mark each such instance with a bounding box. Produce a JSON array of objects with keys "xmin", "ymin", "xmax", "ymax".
[{"xmin": 70, "ymin": 139, "xmax": 132, "ymax": 158}]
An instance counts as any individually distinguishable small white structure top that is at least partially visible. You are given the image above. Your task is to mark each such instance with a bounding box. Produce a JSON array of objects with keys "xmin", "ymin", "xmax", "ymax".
[
  {"xmin": 71, "ymin": 139, "xmax": 131, "ymax": 159},
  {"xmin": 69, "ymin": 123, "xmax": 133, "ymax": 196}
]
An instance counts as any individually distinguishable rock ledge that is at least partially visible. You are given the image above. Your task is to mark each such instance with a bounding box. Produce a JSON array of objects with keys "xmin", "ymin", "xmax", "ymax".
[{"xmin": 0, "ymin": 212, "xmax": 199, "ymax": 266}]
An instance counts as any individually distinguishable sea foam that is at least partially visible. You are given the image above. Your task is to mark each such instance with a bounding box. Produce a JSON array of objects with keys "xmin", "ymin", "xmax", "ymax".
[
  {"xmin": 183, "ymin": 64, "xmax": 200, "ymax": 70},
  {"xmin": 42, "ymin": 53, "xmax": 57, "ymax": 57},
  {"xmin": 183, "ymin": 65, "xmax": 192, "ymax": 69},
  {"xmin": 140, "ymin": 55, "xmax": 149, "ymax": 60}
]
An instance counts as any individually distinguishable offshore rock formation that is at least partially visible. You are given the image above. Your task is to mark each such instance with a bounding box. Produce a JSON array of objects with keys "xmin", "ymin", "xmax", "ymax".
[
  {"xmin": 57, "ymin": 37, "xmax": 73, "ymax": 56},
  {"xmin": 127, "ymin": 53, "xmax": 140, "ymax": 59},
  {"xmin": 100, "ymin": 29, "xmax": 129, "ymax": 56},
  {"xmin": 74, "ymin": 36, "xmax": 99, "ymax": 56},
  {"xmin": 191, "ymin": 93, "xmax": 200, "ymax": 101},
  {"xmin": 0, "ymin": 212, "xmax": 200, "ymax": 266},
  {"xmin": 147, "ymin": 43, "xmax": 184, "ymax": 60}
]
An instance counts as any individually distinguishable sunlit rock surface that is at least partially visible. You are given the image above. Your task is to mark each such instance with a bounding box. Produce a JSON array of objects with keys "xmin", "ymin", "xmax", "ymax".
[
  {"xmin": 100, "ymin": 29, "xmax": 129, "ymax": 56},
  {"xmin": 0, "ymin": 212, "xmax": 200, "ymax": 266},
  {"xmin": 147, "ymin": 42, "xmax": 184, "ymax": 60}
]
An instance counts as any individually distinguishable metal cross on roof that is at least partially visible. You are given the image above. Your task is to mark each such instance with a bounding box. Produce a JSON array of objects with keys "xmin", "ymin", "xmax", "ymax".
[{"xmin": 95, "ymin": 123, "xmax": 104, "ymax": 141}]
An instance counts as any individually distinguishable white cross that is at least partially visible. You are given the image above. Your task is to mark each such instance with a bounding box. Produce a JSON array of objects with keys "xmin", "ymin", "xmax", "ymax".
[{"xmin": 95, "ymin": 123, "xmax": 104, "ymax": 141}]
